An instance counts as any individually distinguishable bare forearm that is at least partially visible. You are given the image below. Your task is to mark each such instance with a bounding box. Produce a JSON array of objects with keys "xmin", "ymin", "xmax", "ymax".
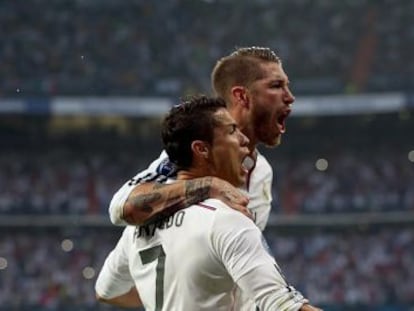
[
  {"xmin": 122, "ymin": 177, "xmax": 213, "ymax": 225},
  {"xmin": 122, "ymin": 176, "xmax": 250, "ymax": 225}
]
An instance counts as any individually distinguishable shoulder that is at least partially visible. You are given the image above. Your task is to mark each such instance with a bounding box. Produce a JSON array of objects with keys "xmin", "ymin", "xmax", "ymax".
[
  {"xmin": 184, "ymin": 198, "xmax": 229, "ymax": 220},
  {"xmin": 207, "ymin": 200, "xmax": 263, "ymax": 258},
  {"xmin": 199, "ymin": 199, "xmax": 256, "ymax": 230},
  {"xmin": 184, "ymin": 198, "xmax": 253, "ymax": 229},
  {"xmin": 255, "ymin": 151, "xmax": 272, "ymax": 173},
  {"xmin": 107, "ymin": 226, "xmax": 136, "ymax": 254},
  {"xmin": 248, "ymin": 151, "xmax": 272, "ymax": 186},
  {"xmin": 120, "ymin": 226, "xmax": 136, "ymax": 242},
  {"xmin": 195, "ymin": 198, "xmax": 229, "ymax": 210}
]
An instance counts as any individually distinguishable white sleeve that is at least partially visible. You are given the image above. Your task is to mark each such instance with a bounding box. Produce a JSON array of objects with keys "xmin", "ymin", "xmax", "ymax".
[
  {"xmin": 211, "ymin": 208, "xmax": 308, "ymax": 310},
  {"xmin": 109, "ymin": 151, "xmax": 173, "ymax": 225},
  {"xmin": 95, "ymin": 227, "xmax": 134, "ymax": 299}
]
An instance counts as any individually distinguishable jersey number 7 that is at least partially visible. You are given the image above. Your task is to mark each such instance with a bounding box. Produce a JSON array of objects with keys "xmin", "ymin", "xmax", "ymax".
[{"xmin": 139, "ymin": 245, "xmax": 166, "ymax": 311}]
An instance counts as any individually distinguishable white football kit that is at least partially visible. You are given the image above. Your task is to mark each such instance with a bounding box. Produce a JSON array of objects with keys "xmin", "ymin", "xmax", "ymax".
[
  {"xmin": 96, "ymin": 198, "xmax": 307, "ymax": 311},
  {"xmin": 103, "ymin": 150, "xmax": 289, "ymax": 310}
]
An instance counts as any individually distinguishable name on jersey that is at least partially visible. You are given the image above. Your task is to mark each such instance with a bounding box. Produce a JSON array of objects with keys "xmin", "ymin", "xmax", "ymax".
[{"xmin": 134, "ymin": 210, "xmax": 186, "ymax": 238}]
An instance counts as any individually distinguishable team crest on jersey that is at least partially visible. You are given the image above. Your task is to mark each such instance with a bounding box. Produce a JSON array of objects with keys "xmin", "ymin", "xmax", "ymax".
[{"xmin": 156, "ymin": 158, "xmax": 177, "ymax": 177}]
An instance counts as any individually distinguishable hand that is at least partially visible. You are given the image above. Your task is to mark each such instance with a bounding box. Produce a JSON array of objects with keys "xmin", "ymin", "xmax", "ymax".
[
  {"xmin": 300, "ymin": 303, "xmax": 323, "ymax": 311},
  {"xmin": 209, "ymin": 177, "xmax": 252, "ymax": 220}
]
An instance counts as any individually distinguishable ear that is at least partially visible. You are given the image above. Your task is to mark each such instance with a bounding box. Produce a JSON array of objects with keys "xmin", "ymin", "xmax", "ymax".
[
  {"xmin": 191, "ymin": 140, "xmax": 210, "ymax": 160},
  {"xmin": 230, "ymin": 86, "xmax": 249, "ymax": 108}
]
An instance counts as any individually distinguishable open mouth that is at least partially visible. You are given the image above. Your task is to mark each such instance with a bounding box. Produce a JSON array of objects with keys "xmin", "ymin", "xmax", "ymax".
[
  {"xmin": 276, "ymin": 110, "xmax": 291, "ymax": 133},
  {"xmin": 242, "ymin": 155, "xmax": 255, "ymax": 173}
]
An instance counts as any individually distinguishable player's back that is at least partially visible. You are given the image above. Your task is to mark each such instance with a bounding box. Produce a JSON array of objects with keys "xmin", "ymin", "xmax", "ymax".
[{"xmin": 124, "ymin": 198, "xmax": 238, "ymax": 311}]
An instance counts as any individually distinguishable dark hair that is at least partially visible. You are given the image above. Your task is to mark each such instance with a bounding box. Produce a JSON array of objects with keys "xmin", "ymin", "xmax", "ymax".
[
  {"xmin": 211, "ymin": 46, "xmax": 281, "ymax": 101},
  {"xmin": 161, "ymin": 95, "xmax": 227, "ymax": 169}
]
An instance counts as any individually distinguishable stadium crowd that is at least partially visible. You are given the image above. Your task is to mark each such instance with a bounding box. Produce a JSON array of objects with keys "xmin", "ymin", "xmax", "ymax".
[
  {"xmin": 0, "ymin": 227, "xmax": 413, "ymax": 310},
  {"xmin": 0, "ymin": 146, "xmax": 413, "ymax": 216},
  {"xmin": 273, "ymin": 150, "xmax": 414, "ymax": 214},
  {"xmin": 1, "ymin": 0, "xmax": 412, "ymax": 97},
  {"xmin": 1, "ymin": 1, "xmax": 413, "ymax": 310}
]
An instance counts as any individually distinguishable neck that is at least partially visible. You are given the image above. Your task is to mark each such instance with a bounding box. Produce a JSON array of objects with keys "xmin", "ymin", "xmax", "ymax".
[
  {"xmin": 247, "ymin": 139, "xmax": 257, "ymax": 154},
  {"xmin": 236, "ymin": 120, "xmax": 258, "ymax": 154},
  {"xmin": 176, "ymin": 168, "xmax": 207, "ymax": 181},
  {"xmin": 228, "ymin": 104, "xmax": 257, "ymax": 153}
]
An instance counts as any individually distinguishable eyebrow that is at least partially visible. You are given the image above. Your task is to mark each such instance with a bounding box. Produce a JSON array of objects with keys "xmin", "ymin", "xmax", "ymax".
[
  {"xmin": 216, "ymin": 121, "xmax": 237, "ymax": 130},
  {"xmin": 227, "ymin": 123, "xmax": 238, "ymax": 132},
  {"xmin": 268, "ymin": 76, "xmax": 290, "ymax": 86},
  {"xmin": 271, "ymin": 75, "xmax": 289, "ymax": 81}
]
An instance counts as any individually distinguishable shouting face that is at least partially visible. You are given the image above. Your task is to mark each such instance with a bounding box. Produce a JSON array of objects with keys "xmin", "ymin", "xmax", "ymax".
[
  {"xmin": 206, "ymin": 108, "xmax": 250, "ymax": 187},
  {"xmin": 247, "ymin": 62, "xmax": 294, "ymax": 147}
]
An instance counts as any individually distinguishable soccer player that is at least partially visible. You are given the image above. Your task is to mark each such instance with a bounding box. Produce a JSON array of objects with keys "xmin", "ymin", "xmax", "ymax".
[
  {"xmin": 96, "ymin": 96, "xmax": 321, "ymax": 311},
  {"xmin": 108, "ymin": 46, "xmax": 295, "ymax": 310},
  {"xmin": 109, "ymin": 46, "xmax": 293, "ymax": 231}
]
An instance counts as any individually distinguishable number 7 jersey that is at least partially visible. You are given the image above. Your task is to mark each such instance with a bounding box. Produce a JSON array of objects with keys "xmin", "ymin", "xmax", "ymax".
[{"xmin": 96, "ymin": 198, "xmax": 307, "ymax": 311}]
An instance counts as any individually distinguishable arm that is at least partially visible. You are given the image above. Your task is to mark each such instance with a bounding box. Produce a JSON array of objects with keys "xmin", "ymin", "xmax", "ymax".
[
  {"xmin": 96, "ymin": 286, "xmax": 142, "ymax": 308},
  {"xmin": 109, "ymin": 151, "xmax": 250, "ymax": 226},
  {"xmin": 122, "ymin": 177, "xmax": 251, "ymax": 225},
  {"xmin": 212, "ymin": 208, "xmax": 322, "ymax": 311},
  {"xmin": 95, "ymin": 228, "xmax": 141, "ymax": 307},
  {"xmin": 109, "ymin": 151, "xmax": 171, "ymax": 226}
]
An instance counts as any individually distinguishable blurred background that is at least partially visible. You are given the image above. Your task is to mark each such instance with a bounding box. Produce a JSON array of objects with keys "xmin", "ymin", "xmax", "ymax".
[{"xmin": 0, "ymin": 0, "xmax": 413, "ymax": 310}]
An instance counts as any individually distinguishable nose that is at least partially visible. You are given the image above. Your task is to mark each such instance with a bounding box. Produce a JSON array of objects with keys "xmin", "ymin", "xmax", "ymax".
[
  {"xmin": 284, "ymin": 86, "xmax": 295, "ymax": 105},
  {"xmin": 238, "ymin": 130, "xmax": 250, "ymax": 147}
]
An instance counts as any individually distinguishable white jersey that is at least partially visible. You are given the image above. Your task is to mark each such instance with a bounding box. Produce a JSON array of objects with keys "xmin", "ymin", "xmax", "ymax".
[
  {"xmin": 107, "ymin": 151, "xmax": 274, "ymax": 310},
  {"xmin": 242, "ymin": 151, "xmax": 273, "ymax": 231},
  {"xmin": 96, "ymin": 198, "xmax": 307, "ymax": 311},
  {"xmin": 109, "ymin": 150, "xmax": 273, "ymax": 231}
]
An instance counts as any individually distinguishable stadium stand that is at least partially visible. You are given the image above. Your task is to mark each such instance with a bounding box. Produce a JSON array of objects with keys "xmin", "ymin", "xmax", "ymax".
[
  {"xmin": 1, "ymin": 227, "xmax": 413, "ymax": 310},
  {"xmin": 0, "ymin": 0, "xmax": 413, "ymax": 97},
  {"xmin": 1, "ymin": 1, "xmax": 413, "ymax": 310}
]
